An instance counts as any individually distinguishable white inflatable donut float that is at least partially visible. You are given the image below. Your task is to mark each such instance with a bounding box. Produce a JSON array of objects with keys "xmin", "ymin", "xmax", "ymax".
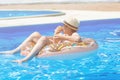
[{"xmin": 37, "ymin": 38, "xmax": 98, "ymax": 60}]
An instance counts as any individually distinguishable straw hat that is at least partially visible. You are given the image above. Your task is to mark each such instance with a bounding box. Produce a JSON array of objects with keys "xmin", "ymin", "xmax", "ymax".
[{"xmin": 64, "ymin": 17, "xmax": 79, "ymax": 31}]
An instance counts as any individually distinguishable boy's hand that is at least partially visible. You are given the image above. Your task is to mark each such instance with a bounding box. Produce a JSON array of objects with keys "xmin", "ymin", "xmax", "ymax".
[
  {"xmin": 54, "ymin": 26, "xmax": 63, "ymax": 35},
  {"xmin": 54, "ymin": 33, "xmax": 65, "ymax": 39}
]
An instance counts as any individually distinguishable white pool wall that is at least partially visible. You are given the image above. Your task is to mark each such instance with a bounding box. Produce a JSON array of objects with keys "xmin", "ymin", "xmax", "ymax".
[{"xmin": 0, "ymin": 10, "xmax": 120, "ymax": 27}]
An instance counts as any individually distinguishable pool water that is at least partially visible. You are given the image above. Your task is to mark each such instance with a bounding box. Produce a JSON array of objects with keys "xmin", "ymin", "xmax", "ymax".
[
  {"xmin": 0, "ymin": 10, "xmax": 64, "ymax": 19},
  {"xmin": 0, "ymin": 19, "xmax": 120, "ymax": 80}
]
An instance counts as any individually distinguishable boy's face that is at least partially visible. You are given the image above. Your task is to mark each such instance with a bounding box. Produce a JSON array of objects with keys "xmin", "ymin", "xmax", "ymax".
[{"xmin": 63, "ymin": 24, "xmax": 71, "ymax": 33}]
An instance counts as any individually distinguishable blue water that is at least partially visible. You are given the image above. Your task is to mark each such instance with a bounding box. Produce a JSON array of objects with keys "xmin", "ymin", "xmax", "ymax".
[
  {"xmin": 0, "ymin": 10, "xmax": 64, "ymax": 19},
  {"xmin": 0, "ymin": 19, "xmax": 120, "ymax": 80}
]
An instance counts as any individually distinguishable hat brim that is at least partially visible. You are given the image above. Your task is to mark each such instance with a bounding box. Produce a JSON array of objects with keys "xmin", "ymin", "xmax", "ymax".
[{"xmin": 64, "ymin": 21, "xmax": 78, "ymax": 31}]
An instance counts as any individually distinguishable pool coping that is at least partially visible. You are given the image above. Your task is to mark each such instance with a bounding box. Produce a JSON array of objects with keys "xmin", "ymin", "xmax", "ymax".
[{"xmin": 0, "ymin": 10, "xmax": 65, "ymax": 20}]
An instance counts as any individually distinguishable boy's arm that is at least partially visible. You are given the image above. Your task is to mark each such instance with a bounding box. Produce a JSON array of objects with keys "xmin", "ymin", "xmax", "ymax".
[{"xmin": 55, "ymin": 33, "xmax": 81, "ymax": 42}]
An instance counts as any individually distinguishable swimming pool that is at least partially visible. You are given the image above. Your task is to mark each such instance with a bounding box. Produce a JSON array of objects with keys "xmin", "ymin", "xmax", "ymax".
[
  {"xmin": 0, "ymin": 19, "xmax": 120, "ymax": 80},
  {"xmin": 0, "ymin": 10, "xmax": 64, "ymax": 19}
]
